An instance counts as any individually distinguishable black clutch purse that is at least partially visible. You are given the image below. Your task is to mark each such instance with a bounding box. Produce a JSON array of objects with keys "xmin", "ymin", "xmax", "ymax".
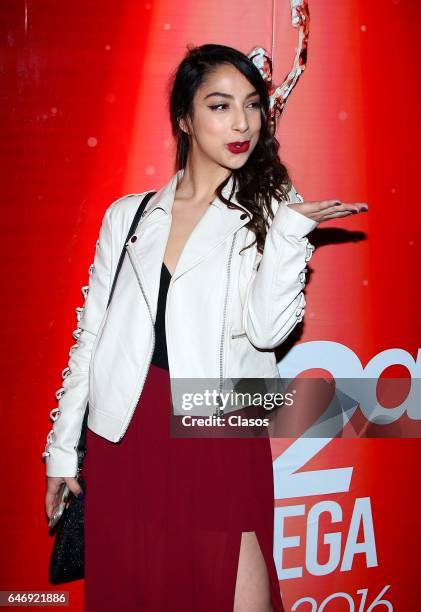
[{"xmin": 48, "ymin": 190, "xmax": 156, "ymax": 584}]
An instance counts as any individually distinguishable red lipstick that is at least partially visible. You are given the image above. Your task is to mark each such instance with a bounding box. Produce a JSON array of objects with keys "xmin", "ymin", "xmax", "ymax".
[{"xmin": 226, "ymin": 140, "xmax": 250, "ymax": 154}]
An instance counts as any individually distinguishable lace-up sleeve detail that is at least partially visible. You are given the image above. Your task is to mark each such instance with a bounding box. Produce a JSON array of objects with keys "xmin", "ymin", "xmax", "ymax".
[
  {"xmin": 42, "ymin": 209, "xmax": 113, "ymax": 477},
  {"xmin": 41, "ymin": 277, "xmax": 92, "ymax": 461},
  {"xmin": 287, "ymin": 184, "xmax": 316, "ymax": 291}
]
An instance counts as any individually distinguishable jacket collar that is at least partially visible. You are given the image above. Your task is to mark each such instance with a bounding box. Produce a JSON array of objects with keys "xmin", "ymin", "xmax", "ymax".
[
  {"xmin": 127, "ymin": 169, "xmax": 252, "ymax": 284},
  {"xmin": 141, "ymin": 168, "xmax": 252, "ymax": 221}
]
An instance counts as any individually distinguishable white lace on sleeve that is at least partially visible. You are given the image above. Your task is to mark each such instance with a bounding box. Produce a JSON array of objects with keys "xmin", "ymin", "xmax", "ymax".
[{"xmin": 41, "ymin": 265, "xmax": 93, "ymax": 460}]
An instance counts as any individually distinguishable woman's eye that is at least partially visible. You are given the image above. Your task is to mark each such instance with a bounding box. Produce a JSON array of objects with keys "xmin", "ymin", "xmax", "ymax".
[
  {"xmin": 209, "ymin": 104, "xmax": 228, "ymax": 111},
  {"xmin": 208, "ymin": 102, "xmax": 261, "ymax": 111}
]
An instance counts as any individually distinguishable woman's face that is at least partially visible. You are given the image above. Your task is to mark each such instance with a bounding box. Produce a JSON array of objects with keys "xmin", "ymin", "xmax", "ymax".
[{"xmin": 180, "ymin": 63, "xmax": 262, "ymax": 170}]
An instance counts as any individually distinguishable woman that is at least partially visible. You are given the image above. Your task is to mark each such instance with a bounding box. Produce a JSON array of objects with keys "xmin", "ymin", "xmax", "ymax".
[{"xmin": 44, "ymin": 44, "xmax": 367, "ymax": 611}]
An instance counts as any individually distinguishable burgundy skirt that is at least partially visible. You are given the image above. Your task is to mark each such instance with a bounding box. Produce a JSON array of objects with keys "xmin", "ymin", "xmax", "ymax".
[{"xmin": 83, "ymin": 363, "xmax": 285, "ymax": 611}]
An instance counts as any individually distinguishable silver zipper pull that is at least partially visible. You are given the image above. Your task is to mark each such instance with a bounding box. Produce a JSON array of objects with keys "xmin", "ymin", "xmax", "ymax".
[{"xmin": 214, "ymin": 393, "xmax": 224, "ymax": 418}]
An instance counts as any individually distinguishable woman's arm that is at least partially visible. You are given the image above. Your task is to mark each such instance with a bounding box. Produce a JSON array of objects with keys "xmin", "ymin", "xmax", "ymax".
[
  {"xmin": 242, "ymin": 184, "xmax": 318, "ymax": 349},
  {"xmin": 42, "ymin": 206, "xmax": 113, "ymax": 477}
]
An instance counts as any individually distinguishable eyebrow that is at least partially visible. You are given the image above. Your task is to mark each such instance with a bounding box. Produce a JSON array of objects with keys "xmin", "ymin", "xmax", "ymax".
[{"xmin": 203, "ymin": 90, "xmax": 260, "ymax": 101}]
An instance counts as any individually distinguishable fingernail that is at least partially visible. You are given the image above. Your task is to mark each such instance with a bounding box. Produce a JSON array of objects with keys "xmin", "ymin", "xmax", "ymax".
[
  {"xmin": 361, "ymin": 206, "xmax": 368, "ymax": 212},
  {"xmin": 334, "ymin": 201, "xmax": 342, "ymax": 206},
  {"xmin": 76, "ymin": 491, "xmax": 84, "ymax": 499}
]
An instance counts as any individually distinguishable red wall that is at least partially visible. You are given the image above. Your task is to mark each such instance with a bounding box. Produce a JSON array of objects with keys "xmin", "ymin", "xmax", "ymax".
[{"xmin": 1, "ymin": 0, "xmax": 419, "ymax": 609}]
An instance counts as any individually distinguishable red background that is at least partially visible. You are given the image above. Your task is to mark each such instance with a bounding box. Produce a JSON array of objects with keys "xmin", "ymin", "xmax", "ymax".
[{"xmin": 1, "ymin": 0, "xmax": 420, "ymax": 609}]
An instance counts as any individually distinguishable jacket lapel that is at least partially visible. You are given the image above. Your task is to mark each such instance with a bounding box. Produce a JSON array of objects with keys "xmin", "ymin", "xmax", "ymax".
[{"xmin": 127, "ymin": 170, "xmax": 252, "ymax": 295}]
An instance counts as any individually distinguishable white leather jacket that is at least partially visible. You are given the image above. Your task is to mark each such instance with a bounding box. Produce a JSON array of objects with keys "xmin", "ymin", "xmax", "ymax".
[{"xmin": 42, "ymin": 169, "xmax": 318, "ymax": 476}]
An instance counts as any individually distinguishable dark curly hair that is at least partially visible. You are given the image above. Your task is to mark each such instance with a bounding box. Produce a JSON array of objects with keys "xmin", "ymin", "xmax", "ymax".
[{"xmin": 167, "ymin": 43, "xmax": 294, "ymax": 254}]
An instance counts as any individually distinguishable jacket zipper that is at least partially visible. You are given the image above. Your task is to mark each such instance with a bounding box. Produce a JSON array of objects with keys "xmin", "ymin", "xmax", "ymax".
[
  {"xmin": 215, "ymin": 231, "xmax": 238, "ymax": 417},
  {"xmin": 117, "ymin": 243, "xmax": 156, "ymax": 442},
  {"xmin": 122, "ymin": 223, "xmax": 244, "ymax": 425}
]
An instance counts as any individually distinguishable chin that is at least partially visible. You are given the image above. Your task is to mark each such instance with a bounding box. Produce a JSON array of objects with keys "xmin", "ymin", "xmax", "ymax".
[
  {"xmin": 230, "ymin": 156, "xmax": 250, "ymax": 168},
  {"xmin": 222, "ymin": 161, "xmax": 247, "ymax": 172}
]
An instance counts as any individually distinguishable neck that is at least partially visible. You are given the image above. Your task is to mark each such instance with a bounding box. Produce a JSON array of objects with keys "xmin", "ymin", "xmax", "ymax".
[{"xmin": 176, "ymin": 155, "xmax": 232, "ymax": 204}]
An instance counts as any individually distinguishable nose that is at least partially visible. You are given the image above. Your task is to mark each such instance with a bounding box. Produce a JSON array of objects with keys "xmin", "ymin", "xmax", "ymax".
[{"xmin": 232, "ymin": 108, "xmax": 249, "ymax": 133}]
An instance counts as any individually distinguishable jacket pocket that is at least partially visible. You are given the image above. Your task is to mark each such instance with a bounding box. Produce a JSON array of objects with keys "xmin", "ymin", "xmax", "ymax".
[{"xmin": 231, "ymin": 328, "xmax": 247, "ymax": 339}]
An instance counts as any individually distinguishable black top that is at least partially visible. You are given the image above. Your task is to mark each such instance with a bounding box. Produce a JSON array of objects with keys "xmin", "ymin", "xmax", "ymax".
[{"xmin": 150, "ymin": 262, "xmax": 172, "ymax": 370}]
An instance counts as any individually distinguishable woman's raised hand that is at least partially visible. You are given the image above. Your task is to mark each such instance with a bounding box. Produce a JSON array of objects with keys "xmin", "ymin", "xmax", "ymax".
[{"xmin": 287, "ymin": 200, "xmax": 368, "ymax": 223}]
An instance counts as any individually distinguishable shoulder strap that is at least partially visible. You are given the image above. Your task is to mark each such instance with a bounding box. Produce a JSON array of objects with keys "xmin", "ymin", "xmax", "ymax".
[{"xmin": 107, "ymin": 190, "xmax": 157, "ymax": 308}]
